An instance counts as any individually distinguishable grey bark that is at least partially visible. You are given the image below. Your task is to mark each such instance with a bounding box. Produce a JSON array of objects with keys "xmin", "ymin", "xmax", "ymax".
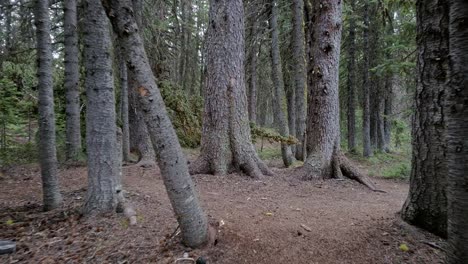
[
  {"xmin": 346, "ymin": 0, "xmax": 357, "ymax": 153},
  {"xmin": 292, "ymin": 0, "xmax": 307, "ymax": 161},
  {"xmin": 269, "ymin": 0, "xmax": 293, "ymax": 167},
  {"xmin": 362, "ymin": 0, "xmax": 372, "ymax": 157},
  {"xmin": 247, "ymin": 2, "xmax": 260, "ymax": 124},
  {"xmin": 128, "ymin": 0, "xmax": 156, "ymax": 167},
  {"xmin": 401, "ymin": 0, "xmax": 448, "ymax": 238},
  {"xmin": 103, "ymin": 0, "xmax": 209, "ymax": 248},
  {"xmin": 300, "ymin": 0, "xmax": 342, "ymax": 179},
  {"xmin": 82, "ymin": 0, "xmax": 119, "ymax": 215},
  {"xmin": 189, "ymin": 0, "xmax": 273, "ymax": 178},
  {"xmin": 64, "ymin": 0, "xmax": 81, "ymax": 161},
  {"xmin": 446, "ymin": 0, "xmax": 468, "ymax": 262},
  {"xmin": 34, "ymin": 0, "xmax": 63, "ymax": 211},
  {"xmin": 119, "ymin": 52, "xmax": 130, "ymax": 162}
]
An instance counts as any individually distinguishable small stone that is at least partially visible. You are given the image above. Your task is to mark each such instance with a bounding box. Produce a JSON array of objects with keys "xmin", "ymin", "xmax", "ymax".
[{"xmin": 0, "ymin": 240, "xmax": 16, "ymax": 255}]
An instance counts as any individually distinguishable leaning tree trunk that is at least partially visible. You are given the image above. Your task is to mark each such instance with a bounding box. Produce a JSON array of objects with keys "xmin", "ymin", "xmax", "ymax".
[
  {"xmin": 64, "ymin": 0, "xmax": 81, "ymax": 161},
  {"xmin": 401, "ymin": 0, "xmax": 448, "ymax": 238},
  {"xmin": 102, "ymin": 0, "xmax": 209, "ymax": 248},
  {"xmin": 362, "ymin": 0, "xmax": 372, "ymax": 158},
  {"xmin": 297, "ymin": 0, "xmax": 378, "ymax": 191},
  {"xmin": 446, "ymin": 0, "xmax": 468, "ymax": 262},
  {"xmin": 34, "ymin": 0, "xmax": 63, "ymax": 211},
  {"xmin": 346, "ymin": 0, "xmax": 357, "ymax": 153},
  {"xmin": 292, "ymin": 0, "xmax": 307, "ymax": 161},
  {"xmin": 82, "ymin": 0, "xmax": 120, "ymax": 215},
  {"xmin": 189, "ymin": 0, "xmax": 273, "ymax": 178},
  {"xmin": 269, "ymin": 0, "xmax": 294, "ymax": 167}
]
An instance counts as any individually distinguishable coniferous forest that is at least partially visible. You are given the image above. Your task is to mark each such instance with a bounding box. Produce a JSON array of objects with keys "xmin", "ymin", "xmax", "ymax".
[{"xmin": 0, "ymin": 0, "xmax": 466, "ymax": 263}]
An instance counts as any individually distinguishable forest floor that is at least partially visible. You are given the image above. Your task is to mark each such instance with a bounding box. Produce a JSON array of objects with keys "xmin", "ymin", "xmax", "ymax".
[{"xmin": 0, "ymin": 145, "xmax": 445, "ymax": 263}]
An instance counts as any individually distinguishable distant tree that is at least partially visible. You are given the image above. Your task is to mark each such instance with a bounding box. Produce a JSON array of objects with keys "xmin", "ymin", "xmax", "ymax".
[
  {"xmin": 362, "ymin": 0, "xmax": 372, "ymax": 157},
  {"xmin": 446, "ymin": 0, "xmax": 468, "ymax": 262},
  {"xmin": 269, "ymin": 0, "xmax": 294, "ymax": 167},
  {"xmin": 346, "ymin": 0, "xmax": 357, "ymax": 153},
  {"xmin": 64, "ymin": 0, "xmax": 81, "ymax": 161},
  {"xmin": 34, "ymin": 0, "xmax": 63, "ymax": 211},
  {"xmin": 291, "ymin": 0, "xmax": 307, "ymax": 160},
  {"xmin": 103, "ymin": 0, "xmax": 209, "ymax": 248},
  {"xmin": 401, "ymin": 0, "xmax": 448, "ymax": 238},
  {"xmin": 189, "ymin": 0, "xmax": 273, "ymax": 178},
  {"xmin": 82, "ymin": 0, "xmax": 120, "ymax": 214}
]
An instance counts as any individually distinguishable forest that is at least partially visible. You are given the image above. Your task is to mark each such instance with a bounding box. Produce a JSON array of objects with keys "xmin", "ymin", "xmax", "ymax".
[{"xmin": 0, "ymin": 0, "xmax": 466, "ymax": 263}]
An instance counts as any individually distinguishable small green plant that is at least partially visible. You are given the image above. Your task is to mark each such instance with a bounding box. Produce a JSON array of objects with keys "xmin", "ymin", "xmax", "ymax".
[{"xmin": 382, "ymin": 162, "xmax": 411, "ymax": 179}]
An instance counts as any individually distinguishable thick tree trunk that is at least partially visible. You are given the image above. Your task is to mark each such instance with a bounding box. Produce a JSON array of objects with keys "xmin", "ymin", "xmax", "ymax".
[
  {"xmin": 189, "ymin": 0, "xmax": 273, "ymax": 178},
  {"xmin": 401, "ymin": 0, "xmax": 448, "ymax": 238},
  {"xmin": 34, "ymin": 0, "xmax": 63, "ymax": 211},
  {"xmin": 120, "ymin": 53, "xmax": 130, "ymax": 163},
  {"xmin": 64, "ymin": 0, "xmax": 81, "ymax": 161},
  {"xmin": 292, "ymin": 0, "xmax": 307, "ymax": 161},
  {"xmin": 362, "ymin": 1, "xmax": 372, "ymax": 157},
  {"xmin": 346, "ymin": 0, "xmax": 357, "ymax": 153},
  {"xmin": 82, "ymin": 0, "xmax": 120, "ymax": 215},
  {"xmin": 269, "ymin": 1, "xmax": 294, "ymax": 167},
  {"xmin": 299, "ymin": 0, "xmax": 342, "ymax": 179},
  {"xmin": 446, "ymin": 0, "xmax": 468, "ymax": 262},
  {"xmin": 103, "ymin": 0, "xmax": 209, "ymax": 248}
]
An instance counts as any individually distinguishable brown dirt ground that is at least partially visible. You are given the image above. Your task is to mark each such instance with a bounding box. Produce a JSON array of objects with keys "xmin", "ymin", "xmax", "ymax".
[{"xmin": 0, "ymin": 157, "xmax": 445, "ymax": 264}]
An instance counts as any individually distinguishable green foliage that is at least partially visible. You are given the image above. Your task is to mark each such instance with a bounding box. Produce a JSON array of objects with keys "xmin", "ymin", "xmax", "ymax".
[
  {"xmin": 159, "ymin": 80, "xmax": 203, "ymax": 148},
  {"xmin": 382, "ymin": 161, "xmax": 411, "ymax": 179},
  {"xmin": 250, "ymin": 123, "xmax": 298, "ymax": 145}
]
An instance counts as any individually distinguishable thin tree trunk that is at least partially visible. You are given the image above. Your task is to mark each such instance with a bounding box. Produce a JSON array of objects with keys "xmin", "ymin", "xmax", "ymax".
[
  {"xmin": 120, "ymin": 53, "xmax": 130, "ymax": 163},
  {"xmin": 401, "ymin": 0, "xmax": 448, "ymax": 238},
  {"xmin": 189, "ymin": 0, "xmax": 273, "ymax": 178},
  {"xmin": 103, "ymin": 0, "xmax": 209, "ymax": 248},
  {"xmin": 292, "ymin": 0, "xmax": 307, "ymax": 161},
  {"xmin": 346, "ymin": 0, "xmax": 357, "ymax": 153},
  {"xmin": 362, "ymin": 0, "xmax": 372, "ymax": 157},
  {"xmin": 34, "ymin": 0, "xmax": 63, "ymax": 211},
  {"xmin": 64, "ymin": 0, "xmax": 81, "ymax": 161},
  {"xmin": 247, "ymin": 2, "xmax": 260, "ymax": 124},
  {"xmin": 82, "ymin": 0, "xmax": 119, "ymax": 215},
  {"xmin": 269, "ymin": 0, "xmax": 293, "ymax": 167},
  {"xmin": 446, "ymin": 0, "xmax": 468, "ymax": 262}
]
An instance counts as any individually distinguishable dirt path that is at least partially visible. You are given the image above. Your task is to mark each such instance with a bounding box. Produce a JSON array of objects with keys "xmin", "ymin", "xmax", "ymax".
[{"xmin": 0, "ymin": 164, "xmax": 444, "ymax": 263}]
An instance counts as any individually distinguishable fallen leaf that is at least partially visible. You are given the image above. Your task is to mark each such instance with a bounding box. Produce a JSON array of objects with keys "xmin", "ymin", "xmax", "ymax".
[
  {"xmin": 300, "ymin": 224, "xmax": 312, "ymax": 232},
  {"xmin": 399, "ymin": 243, "xmax": 409, "ymax": 252}
]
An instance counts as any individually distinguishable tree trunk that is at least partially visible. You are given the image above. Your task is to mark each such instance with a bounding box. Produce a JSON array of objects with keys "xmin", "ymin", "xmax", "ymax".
[
  {"xmin": 446, "ymin": 0, "xmax": 468, "ymax": 262},
  {"xmin": 383, "ymin": 74, "xmax": 393, "ymax": 152},
  {"xmin": 120, "ymin": 52, "xmax": 130, "ymax": 163},
  {"xmin": 292, "ymin": 0, "xmax": 307, "ymax": 161},
  {"xmin": 299, "ymin": 0, "xmax": 342, "ymax": 179},
  {"xmin": 362, "ymin": 0, "xmax": 372, "ymax": 157},
  {"xmin": 247, "ymin": 2, "xmax": 260, "ymax": 124},
  {"xmin": 346, "ymin": 0, "xmax": 357, "ymax": 153},
  {"xmin": 34, "ymin": 0, "xmax": 63, "ymax": 211},
  {"xmin": 189, "ymin": 0, "xmax": 273, "ymax": 178},
  {"xmin": 64, "ymin": 0, "xmax": 81, "ymax": 161},
  {"xmin": 103, "ymin": 0, "xmax": 209, "ymax": 248},
  {"xmin": 269, "ymin": 0, "xmax": 294, "ymax": 167},
  {"xmin": 401, "ymin": 0, "xmax": 448, "ymax": 238},
  {"xmin": 128, "ymin": 0, "xmax": 156, "ymax": 167},
  {"xmin": 82, "ymin": 0, "xmax": 120, "ymax": 215}
]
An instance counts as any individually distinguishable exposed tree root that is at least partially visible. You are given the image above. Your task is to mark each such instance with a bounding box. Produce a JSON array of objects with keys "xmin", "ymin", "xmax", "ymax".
[
  {"xmin": 116, "ymin": 188, "xmax": 137, "ymax": 226},
  {"xmin": 337, "ymin": 154, "xmax": 386, "ymax": 192},
  {"xmin": 189, "ymin": 155, "xmax": 273, "ymax": 179}
]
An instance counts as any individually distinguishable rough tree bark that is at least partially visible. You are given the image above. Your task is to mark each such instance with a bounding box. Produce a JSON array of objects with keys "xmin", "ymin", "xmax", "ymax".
[
  {"xmin": 103, "ymin": 0, "xmax": 209, "ymax": 248},
  {"xmin": 119, "ymin": 51, "xmax": 130, "ymax": 163},
  {"xmin": 82, "ymin": 0, "xmax": 120, "ymax": 215},
  {"xmin": 401, "ymin": 0, "xmax": 448, "ymax": 238},
  {"xmin": 292, "ymin": 0, "xmax": 307, "ymax": 161},
  {"xmin": 297, "ymin": 0, "xmax": 378, "ymax": 191},
  {"xmin": 446, "ymin": 0, "xmax": 468, "ymax": 262},
  {"xmin": 346, "ymin": 0, "xmax": 357, "ymax": 153},
  {"xmin": 34, "ymin": 0, "xmax": 63, "ymax": 211},
  {"xmin": 64, "ymin": 0, "xmax": 81, "ymax": 161},
  {"xmin": 247, "ymin": 1, "xmax": 260, "ymax": 124},
  {"xmin": 128, "ymin": 0, "xmax": 156, "ymax": 167},
  {"xmin": 189, "ymin": 0, "xmax": 273, "ymax": 178},
  {"xmin": 362, "ymin": 0, "xmax": 372, "ymax": 157},
  {"xmin": 269, "ymin": 0, "xmax": 294, "ymax": 167}
]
